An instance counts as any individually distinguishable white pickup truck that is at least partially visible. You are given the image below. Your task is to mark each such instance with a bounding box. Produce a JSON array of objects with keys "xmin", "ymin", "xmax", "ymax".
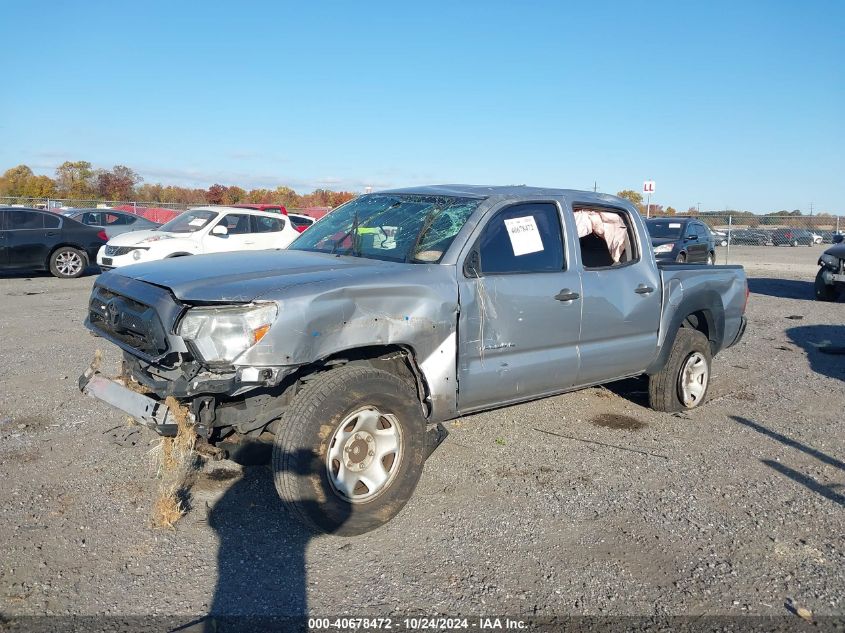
[{"xmin": 96, "ymin": 206, "xmax": 300, "ymax": 269}]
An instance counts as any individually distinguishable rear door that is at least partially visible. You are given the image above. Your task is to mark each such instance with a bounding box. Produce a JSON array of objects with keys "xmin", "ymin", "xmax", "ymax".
[
  {"xmin": 457, "ymin": 201, "xmax": 582, "ymax": 412},
  {"xmin": 250, "ymin": 214, "xmax": 290, "ymax": 249},
  {"xmin": 573, "ymin": 201, "xmax": 662, "ymax": 384},
  {"xmin": 5, "ymin": 209, "xmax": 51, "ymax": 268}
]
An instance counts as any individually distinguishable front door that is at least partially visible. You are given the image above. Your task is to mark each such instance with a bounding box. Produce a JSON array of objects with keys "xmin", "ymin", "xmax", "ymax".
[
  {"xmin": 457, "ymin": 201, "xmax": 582, "ymax": 412},
  {"xmin": 0, "ymin": 210, "xmax": 9, "ymax": 267},
  {"xmin": 204, "ymin": 213, "xmax": 257, "ymax": 252},
  {"xmin": 684, "ymin": 222, "xmax": 708, "ymax": 262}
]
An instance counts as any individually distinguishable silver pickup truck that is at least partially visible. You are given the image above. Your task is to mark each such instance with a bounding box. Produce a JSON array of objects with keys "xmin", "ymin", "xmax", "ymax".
[{"xmin": 80, "ymin": 186, "xmax": 748, "ymax": 534}]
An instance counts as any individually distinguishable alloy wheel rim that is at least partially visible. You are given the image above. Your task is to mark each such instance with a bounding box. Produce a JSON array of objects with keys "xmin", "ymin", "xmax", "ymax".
[
  {"xmin": 678, "ymin": 352, "xmax": 708, "ymax": 407},
  {"xmin": 56, "ymin": 251, "xmax": 82, "ymax": 276},
  {"xmin": 326, "ymin": 406, "xmax": 403, "ymax": 503}
]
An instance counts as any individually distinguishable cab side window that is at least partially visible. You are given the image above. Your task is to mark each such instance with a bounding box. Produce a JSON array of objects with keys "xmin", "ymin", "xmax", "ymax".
[{"xmin": 476, "ymin": 203, "xmax": 565, "ymax": 275}]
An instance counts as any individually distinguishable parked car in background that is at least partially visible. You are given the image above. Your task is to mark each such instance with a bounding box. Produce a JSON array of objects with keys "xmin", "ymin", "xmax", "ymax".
[
  {"xmin": 811, "ymin": 232, "xmax": 824, "ymax": 245},
  {"xmin": 0, "ymin": 206, "xmax": 106, "ymax": 278},
  {"xmin": 815, "ymin": 234, "xmax": 845, "ymax": 301},
  {"xmin": 233, "ymin": 204, "xmax": 288, "ymax": 215},
  {"xmin": 288, "ymin": 213, "xmax": 316, "ymax": 233},
  {"xmin": 711, "ymin": 229, "xmax": 729, "ymax": 247},
  {"xmin": 817, "ymin": 230, "xmax": 845, "ymax": 244},
  {"xmin": 771, "ymin": 228, "xmax": 814, "ymax": 246},
  {"xmin": 62, "ymin": 208, "xmax": 161, "ymax": 238},
  {"xmin": 645, "ymin": 218, "xmax": 716, "ymax": 264},
  {"xmin": 730, "ymin": 229, "xmax": 771, "ymax": 246},
  {"xmin": 96, "ymin": 206, "xmax": 300, "ymax": 270}
]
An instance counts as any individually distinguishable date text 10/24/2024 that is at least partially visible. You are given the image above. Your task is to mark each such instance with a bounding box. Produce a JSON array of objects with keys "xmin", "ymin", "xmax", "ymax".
[{"xmin": 308, "ymin": 617, "xmax": 528, "ymax": 630}]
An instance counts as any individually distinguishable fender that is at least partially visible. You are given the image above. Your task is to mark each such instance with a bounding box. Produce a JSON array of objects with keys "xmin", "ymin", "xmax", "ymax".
[{"xmin": 647, "ymin": 289, "xmax": 725, "ymax": 375}]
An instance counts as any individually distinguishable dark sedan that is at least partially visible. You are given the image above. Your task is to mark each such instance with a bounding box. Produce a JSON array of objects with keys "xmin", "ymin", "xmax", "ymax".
[
  {"xmin": 771, "ymin": 228, "xmax": 814, "ymax": 246},
  {"xmin": 645, "ymin": 218, "xmax": 716, "ymax": 264},
  {"xmin": 62, "ymin": 208, "xmax": 161, "ymax": 238},
  {"xmin": 0, "ymin": 207, "xmax": 107, "ymax": 278}
]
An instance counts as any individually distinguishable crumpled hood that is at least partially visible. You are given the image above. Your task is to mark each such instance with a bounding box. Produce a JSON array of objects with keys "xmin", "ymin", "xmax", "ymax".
[{"xmin": 103, "ymin": 249, "xmax": 409, "ymax": 302}]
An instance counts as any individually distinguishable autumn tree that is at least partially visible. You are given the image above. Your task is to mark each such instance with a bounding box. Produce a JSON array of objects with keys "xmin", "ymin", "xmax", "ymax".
[
  {"xmin": 205, "ymin": 184, "xmax": 227, "ymax": 205},
  {"xmin": 95, "ymin": 165, "xmax": 142, "ymax": 200},
  {"xmin": 0, "ymin": 165, "xmax": 58, "ymax": 198},
  {"xmin": 55, "ymin": 161, "xmax": 95, "ymax": 198}
]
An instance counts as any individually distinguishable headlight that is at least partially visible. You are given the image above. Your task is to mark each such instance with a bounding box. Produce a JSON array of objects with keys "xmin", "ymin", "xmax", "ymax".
[
  {"xmin": 654, "ymin": 243, "xmax": 675, "ymax": 254},
  {"xmin": 177, "ymin": 303, "xmax": 278, "ymax": 364},
  {"xmin": 820, "ymin": 254, "xmax": 840, "ymax": 268}
]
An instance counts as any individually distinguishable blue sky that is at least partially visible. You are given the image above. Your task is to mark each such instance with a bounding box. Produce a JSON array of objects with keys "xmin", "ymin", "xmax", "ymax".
[{"xmin": 1, "ymin": 0, "xmax": 842, "ymax": 213}]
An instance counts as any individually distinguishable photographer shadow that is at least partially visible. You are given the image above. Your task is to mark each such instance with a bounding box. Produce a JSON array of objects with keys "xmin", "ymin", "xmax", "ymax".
[{"xmin": 191, "ymin": 446, "xmax": 351, "ymax": 632}]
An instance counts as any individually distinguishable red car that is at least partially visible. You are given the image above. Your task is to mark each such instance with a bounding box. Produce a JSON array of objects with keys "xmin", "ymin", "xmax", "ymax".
[{"xmin": 288, "ymin": 213, "xmax": 317, "ymax": 233}]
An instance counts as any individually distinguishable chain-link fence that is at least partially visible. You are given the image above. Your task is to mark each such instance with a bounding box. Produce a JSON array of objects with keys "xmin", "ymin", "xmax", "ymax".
[
  {"xmin": 0, "ymin": 196, "xmax": 326, "ymax": 224},
  {"xmin": 648, "ymin": 212, "xmax": 843, "ymax": 263}
]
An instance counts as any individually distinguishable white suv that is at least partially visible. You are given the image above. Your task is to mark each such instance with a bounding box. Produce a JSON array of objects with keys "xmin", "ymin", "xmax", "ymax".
[{"xmin": 96, "ymin": 206, "xmax": 300, "ymax": 269}]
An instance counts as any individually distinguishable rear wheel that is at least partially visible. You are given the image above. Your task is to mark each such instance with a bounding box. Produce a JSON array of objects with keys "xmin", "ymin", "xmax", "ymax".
[
  {"xmin": 676, "ymin": 252, "xmax": 687, "ymax": 263},
  {"xmin": 815, "ymin": 269, "xmax": 838, "ymax": 302},
  {"xmin": 648, "ymin": 328, "xmax": 712, "ymax": 412},
  {"xmin": 706, "ymin": 252, "xmax": 715, "ymax": 265},
  {"xmin": 792, "ymin": 239, "xmax": 799, "ymax": 247},
  {"xmin": 273, "ymin": 365, "xmax": 426, "ymax": 535},
  {"xmin": 49, "ymin": 247, "xmax": 86, "ymax": 278}
]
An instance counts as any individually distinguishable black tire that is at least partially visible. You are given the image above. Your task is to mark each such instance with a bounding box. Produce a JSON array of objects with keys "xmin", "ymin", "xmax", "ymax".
[
  {"xmin": 815, "ymin": 269, "xmax": 838, "ymax": 302},
  {"xmin": 273, "ymin": 365, "xmax": 426, "ymax": 536},
  {"xmin": 49, "ymin": 246, "xmax": 87, "ymax": 278},
  {"xmin": 792, "ymin": 240, "xmax": 799, "ymax": 247},
  {"xmin": 707, "ymin": 251, "xmax": 715, "ymax": 265},
  {"xmin": 648, "ymin": 328, "xmax": 712, "ymax": 413},
  {"xmin": 676, "ymin": 252, "xmax": 687, "ymax": 263}
]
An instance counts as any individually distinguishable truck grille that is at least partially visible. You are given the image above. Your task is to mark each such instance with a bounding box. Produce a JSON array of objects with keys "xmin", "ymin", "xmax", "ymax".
[{"xmin": 87, "ymin": 287, "xmax": 169, "ymax": 357}]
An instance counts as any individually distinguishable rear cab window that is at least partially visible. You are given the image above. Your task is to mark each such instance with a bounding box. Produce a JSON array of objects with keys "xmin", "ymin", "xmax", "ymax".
[{"xmin": 573, "ymin": 204, "xmax": 640, "ymax": 269}]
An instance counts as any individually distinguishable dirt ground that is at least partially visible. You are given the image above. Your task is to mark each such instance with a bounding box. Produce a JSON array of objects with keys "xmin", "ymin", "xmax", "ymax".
[{"xmin": 0, "ymin": 245, "xmax": 843, "ymax": 621}]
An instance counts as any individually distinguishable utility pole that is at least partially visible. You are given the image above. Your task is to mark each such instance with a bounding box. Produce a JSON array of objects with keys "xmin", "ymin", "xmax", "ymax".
[
  {"xmin": 593, "ymin": 181, "xmax": 597, "ymax": 192},
  {"xmin": 809, "ymin": 202, "xmax": 814, "ymax": 216},
  {"xmin": 697, "ymin": 202, "xmax": 701, "ymax": 214}
]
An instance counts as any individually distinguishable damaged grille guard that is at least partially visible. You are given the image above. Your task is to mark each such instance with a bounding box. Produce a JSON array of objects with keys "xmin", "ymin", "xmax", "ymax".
[{"xmin": 79, "ymin": 366, "xmax": 193, "ymax": 437}]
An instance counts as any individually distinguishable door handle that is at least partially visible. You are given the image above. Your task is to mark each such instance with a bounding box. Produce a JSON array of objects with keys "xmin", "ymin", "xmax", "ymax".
[
  {"xmin": 635, "ymin": 284, "xmax": 654, "ymax": 294},
  {"xmin": 554, "ymin": 289, "xmax": 580, "ymax": 302}
]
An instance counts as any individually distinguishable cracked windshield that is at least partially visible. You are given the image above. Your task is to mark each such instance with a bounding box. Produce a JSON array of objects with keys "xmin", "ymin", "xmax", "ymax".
[{"xmin": 290, "ymin": 194, "xmax": 482, "ymax": 263}]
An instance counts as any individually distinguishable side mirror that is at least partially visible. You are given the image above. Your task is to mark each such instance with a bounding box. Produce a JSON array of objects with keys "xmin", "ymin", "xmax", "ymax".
[
  {"xmin": 833, "ymin": 234, "xmax": 844, "ymax": 244},
  {"xmin": 463, "ymin": 250, "xmax": 481, "ymax": 278},
  {"xmin": 211, "ymin": 225, "xmax": 228, "ymax": 236}
]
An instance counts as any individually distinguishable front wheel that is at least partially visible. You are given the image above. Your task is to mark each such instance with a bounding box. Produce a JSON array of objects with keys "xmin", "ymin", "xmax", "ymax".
[
  {"xmin": 49, "ymin": 247, "xmax": 87, "ymax": 278},
  {"xmin": 273, "ymin": 365, "xmax": 426, "ymax": 535},
  {"xmin": 792, "ymin": 240, "xmax": 799, "ymax": 247},
  {"xmin": 676, "ymin": 252, "xmax": 687, "ymax": 263},
  {"xmin": 706, "ymin": 252, "xmax": 715, "ymax": 265},
  {"xmin": 815, "ymin": 269, "xmax": 838, "ymax": 302},
  {"xmin": 648, "ymin": 328, "xmax": 712, "ymax": 412}
]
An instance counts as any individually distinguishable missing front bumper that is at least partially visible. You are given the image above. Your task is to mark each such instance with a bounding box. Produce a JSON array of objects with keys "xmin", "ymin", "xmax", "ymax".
[{"xmin": 79, "ymin": 367, "xmax": 192, "ymax": 436}]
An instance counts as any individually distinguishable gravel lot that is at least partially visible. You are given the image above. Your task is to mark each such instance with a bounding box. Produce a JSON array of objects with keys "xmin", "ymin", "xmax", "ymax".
[{"xmin": 0, "ymin": 245, "xmax": 843, "ymax": 622}]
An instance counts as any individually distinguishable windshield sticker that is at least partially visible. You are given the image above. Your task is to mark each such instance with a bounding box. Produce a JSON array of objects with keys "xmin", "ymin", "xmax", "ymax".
[
  {"xmin": 504, "ymin": 216, "xmax": 544, "ymax": 256},
  {"xmin": 669, "ymin": 222, "xmax": 681, "ymax": 228},
  {"xmin": 189, "ymin": 218, "xmax": 207, "ymax": 226}
]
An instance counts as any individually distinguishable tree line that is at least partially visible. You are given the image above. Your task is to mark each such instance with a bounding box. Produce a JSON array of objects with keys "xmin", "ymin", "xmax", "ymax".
[
  {"xmin": 0, "ymin": 161, "xmax": 356, "ymax": 209},
  {"xmin": 615, "ymin": 189, "xmax": 835, "ymax": 220}
]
